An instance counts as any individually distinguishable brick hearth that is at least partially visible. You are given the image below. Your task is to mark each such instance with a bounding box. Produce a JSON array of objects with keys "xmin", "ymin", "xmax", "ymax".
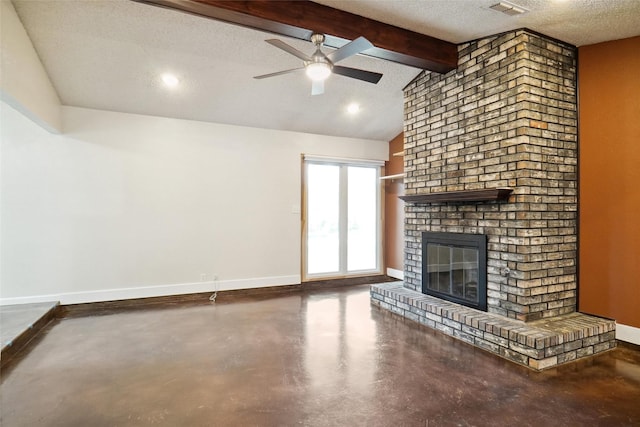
[
  {"xmin": 371, "ymin": 282, "xmax": 615, "ymax": 370},
  {"xmin": 373, "ymin": 29, "xmax": 616, "ymax": 370}
]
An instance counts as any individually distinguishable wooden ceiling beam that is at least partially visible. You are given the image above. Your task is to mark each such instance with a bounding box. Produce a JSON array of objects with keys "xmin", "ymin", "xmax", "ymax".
[{"xmin": 133, "ymin": 0, "xmax": 458, "ymax": 73}]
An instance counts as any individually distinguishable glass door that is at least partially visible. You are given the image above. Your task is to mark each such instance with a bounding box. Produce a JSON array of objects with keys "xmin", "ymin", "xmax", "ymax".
[
  {"xmin": 304, "ymin": 158, "xmax": 382, "ymax": 280},
  {"xmin": 306, "ymin": 163, "xmax": 341, "ymax": 275}
]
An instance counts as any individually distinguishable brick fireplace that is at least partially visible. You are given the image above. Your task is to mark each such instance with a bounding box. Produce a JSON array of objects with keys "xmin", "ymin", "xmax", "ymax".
[{"xmin": 371, "ymin": 29, "xmax": 616, "ymax": 370}]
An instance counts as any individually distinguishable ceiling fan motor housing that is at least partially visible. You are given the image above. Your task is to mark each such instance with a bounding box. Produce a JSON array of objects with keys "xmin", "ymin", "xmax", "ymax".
[
  {"xmin": 307, "ymin": 34, "xmax": 332, "ymax": 67},
  {"xmin": 310, "ymin": 33, "xmax": 325, "ymax": 46}
]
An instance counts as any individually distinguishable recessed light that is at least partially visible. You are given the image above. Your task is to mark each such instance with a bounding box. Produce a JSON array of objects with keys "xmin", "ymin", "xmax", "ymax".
[
  {"xmin": 161, "ymin": 73, "xmax": 179, "ymax": 88},
  {"xmin": 347, "ymin": 103, "xmax": 360, "ymax": 114}
]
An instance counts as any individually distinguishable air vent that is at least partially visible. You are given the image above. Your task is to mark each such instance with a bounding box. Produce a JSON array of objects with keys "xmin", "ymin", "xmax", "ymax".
[{"xmin": 490, "ymin": 1, "xmax": 528, "ymax": 15}]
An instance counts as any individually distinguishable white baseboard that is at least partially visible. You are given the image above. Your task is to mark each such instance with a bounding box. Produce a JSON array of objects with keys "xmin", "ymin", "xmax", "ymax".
[
  {"xmin": 616, "ymin": 323, "xmax": 640, "ymax": 345},
  {"xmin": 386, "ymin": 267, "xmax": 404, "ymax": 280},
  {"xmin": 0, "ymin": 275, "xmax": 301, "ymax": 306}
]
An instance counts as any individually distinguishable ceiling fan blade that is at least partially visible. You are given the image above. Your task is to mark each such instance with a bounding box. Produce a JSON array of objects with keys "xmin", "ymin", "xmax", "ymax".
[
  {"xmin": 326, "ymin": 36, "xmax": 374, "ymax": 64},
  {"xmin": 254, "ymin": 67, "xmax": 304, "ymax": 79},
  {"xmin": 311, "ymin": 80, "xmax": 324, "ymax": 96},
  {"xmin": 332, "ymin": 65, "xmax": 383, "ymax": 84},
  {"xmin": 266, "ymin": 39, "xmax": 312, "ymax": 62}
]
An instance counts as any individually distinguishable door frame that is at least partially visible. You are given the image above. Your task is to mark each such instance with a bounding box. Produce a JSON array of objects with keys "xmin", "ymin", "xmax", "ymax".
[{"xmin": 301, "ymin": 154, "xmax": 384, "ymax": 282}]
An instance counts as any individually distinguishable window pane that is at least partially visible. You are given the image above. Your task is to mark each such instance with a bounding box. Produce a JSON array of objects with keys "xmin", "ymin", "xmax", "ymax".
[
  {"xmin": 426, "ymin": 243, "xmax": 439, "ymax": 291},
  {"xmin": 463, "ymin": 248, "xmax": 479, "ymax": 303},
  {"xmin": 347, "ymin": 166, "xmax": 377, "ymax": 271},
  {"xmin": 307, "ymin": 164, "xmax": 340, "ymax": 274},
  {"xmin": 452, "ymin": 247, "xmax": 464, "ymax": 297},
  {"xmin": 437, "ymin": 245, "xmax": 451, "ymax": 293}
]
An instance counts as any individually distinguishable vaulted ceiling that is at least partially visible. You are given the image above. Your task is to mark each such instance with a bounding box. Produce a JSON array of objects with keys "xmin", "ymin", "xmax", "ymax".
[{"xmin": 11, "ymin": 0, "xmax": 640, "ymax": 141}]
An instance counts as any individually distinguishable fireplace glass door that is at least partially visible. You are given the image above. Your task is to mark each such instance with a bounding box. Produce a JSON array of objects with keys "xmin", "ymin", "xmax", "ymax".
[
  {"xmin": 427, "ymin": 244, "xmax": 479, "ymax": 302},
  {"xmin": 422, "ymin": 232, "xmax": 487, "ymax": 311}
]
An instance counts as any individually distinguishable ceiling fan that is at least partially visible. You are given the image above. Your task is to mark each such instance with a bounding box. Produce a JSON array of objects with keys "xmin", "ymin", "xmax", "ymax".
[{"xmin": 254, "ymin": 33, "xmax": 383, "ymax": 95}]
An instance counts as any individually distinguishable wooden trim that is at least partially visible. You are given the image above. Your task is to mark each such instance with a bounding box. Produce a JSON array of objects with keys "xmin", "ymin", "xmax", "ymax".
[
  {"xmin": 399, "ymin": 188, "xmax": 513, "ymax": 204},
  {"xmin": 133, "ymin": 0, "xmax": 458, "ymax": 73},
  {"xmin": 1, "ymin": 303, "xmax": 60, "ymax": 370},
  {"xmin": 301, "ymin": 275, "xmax": 394, "ymax": 288}
]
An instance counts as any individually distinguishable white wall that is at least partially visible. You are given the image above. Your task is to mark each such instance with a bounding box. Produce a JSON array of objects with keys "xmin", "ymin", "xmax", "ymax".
[
  {"xmin": 0, "ymin": 103, "xmax": 388, "ymax": 304},
  {"xmin": 0, "ymin": 0, "xmax": 62, "ymax": 133}
]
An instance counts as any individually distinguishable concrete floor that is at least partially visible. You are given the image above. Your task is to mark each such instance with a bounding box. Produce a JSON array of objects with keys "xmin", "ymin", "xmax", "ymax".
[{"xmin": 1, "ymin": 284, "xmax": 639, "ymax": 426}]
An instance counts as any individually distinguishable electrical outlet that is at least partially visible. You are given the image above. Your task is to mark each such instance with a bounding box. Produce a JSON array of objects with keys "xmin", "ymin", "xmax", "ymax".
[
  {"xmin": 200, "ymin": 273, "xmax": 207, "ymax": 282},
  {"xmin": 212, "ymin": 275, "xmax": 218, "ymax": 281}
]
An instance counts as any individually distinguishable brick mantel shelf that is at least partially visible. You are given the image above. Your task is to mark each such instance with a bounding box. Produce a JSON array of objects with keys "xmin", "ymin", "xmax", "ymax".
[{"xmin": 399, "ymin": 188, "xmax": 513, "ymax": 204}]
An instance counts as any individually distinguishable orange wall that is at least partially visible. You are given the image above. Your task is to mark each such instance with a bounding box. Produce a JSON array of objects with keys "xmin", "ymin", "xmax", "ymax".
[
  {"xmin": 579, "ymin": 36, "xmax": 640, "ymax": 327},
  {"xmin": 384, "ymin": 133, "xmax": 404, "ymax": 272}
]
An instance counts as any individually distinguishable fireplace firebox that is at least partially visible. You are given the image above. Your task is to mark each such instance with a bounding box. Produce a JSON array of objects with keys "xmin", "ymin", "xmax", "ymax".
[{"xmin": 422, "ymin": 232, "xmax": 487, "ymax": 311}]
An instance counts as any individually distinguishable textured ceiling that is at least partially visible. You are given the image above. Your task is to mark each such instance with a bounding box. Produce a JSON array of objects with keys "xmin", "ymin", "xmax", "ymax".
[
  {"xmin": 315, "ymin": 0, "xmax": 640, "ymax": 47},
  {"xmin": 11, "ymin": 0, "xmax": 640, "ymax": 141}
]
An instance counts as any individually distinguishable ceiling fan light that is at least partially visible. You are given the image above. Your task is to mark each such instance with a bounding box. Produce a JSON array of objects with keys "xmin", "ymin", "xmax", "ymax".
[{"xmin": 306, "ymin": 62, "xmax": 331, "ymax": 81}]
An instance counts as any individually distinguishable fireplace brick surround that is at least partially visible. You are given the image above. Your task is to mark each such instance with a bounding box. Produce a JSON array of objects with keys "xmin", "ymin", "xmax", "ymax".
[{"xmin": 371, "ymin": 29, "xmax": 616, "ymax": 370}]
